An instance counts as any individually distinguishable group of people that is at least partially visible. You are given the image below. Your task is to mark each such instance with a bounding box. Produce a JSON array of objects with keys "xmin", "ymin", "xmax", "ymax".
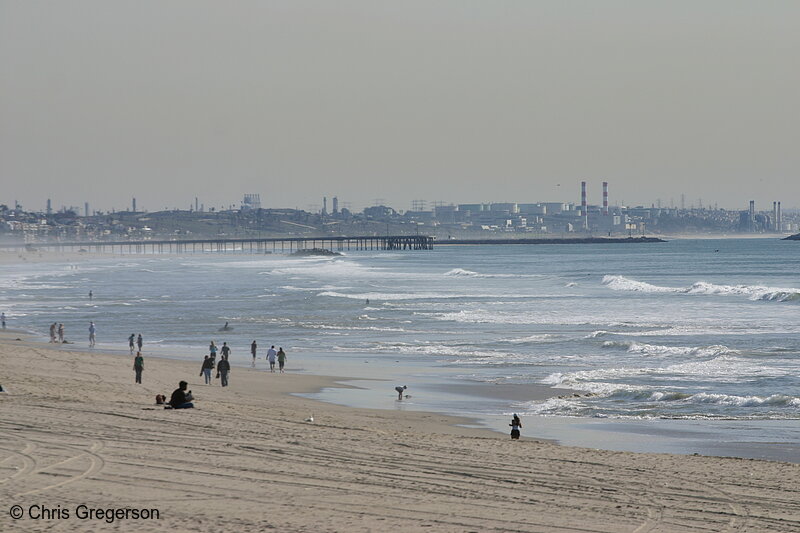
[
  {"xmin": 49, "ymin": 322, "xmax": 66, "ymax": 343},
  {"xmin": 201, "ymin": 340, "xmax": 287, "ymax": 387},
  {"xmin": 248, "ymin": 341, "xmax": 287, "ymax": 373},
  {"xmin": 128, "ymin": 333, "xmax": 143, "ymax": 354},
  {"xmin": 200, "ymin": 350, "xmax": 231, "ymax": 386}
]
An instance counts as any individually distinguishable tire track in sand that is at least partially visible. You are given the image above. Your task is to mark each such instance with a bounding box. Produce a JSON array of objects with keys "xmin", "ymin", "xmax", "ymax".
[{"xmin": 13, "ymin": 440, "xmax": 105, "ymax": 498}]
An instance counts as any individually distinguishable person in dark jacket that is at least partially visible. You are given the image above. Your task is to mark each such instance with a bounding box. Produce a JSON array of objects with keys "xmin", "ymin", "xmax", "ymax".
[
  {"xmin": 200, "ymin": 355, "xmax": 214, "ymax": 385},
  {"xmin": 217, "ymin": 355, "xmax": 231, "ymax": 387},
  {"xmin": 169, "ymin": 381, "xmax": 194, "ymax": 409},
  {"xmin": 510, "ymin": 414, "xmax": 522, "ymax": 440},
  {"xmin": 133, "ymin": 352, "xmax": 144, "ymax": 384}
]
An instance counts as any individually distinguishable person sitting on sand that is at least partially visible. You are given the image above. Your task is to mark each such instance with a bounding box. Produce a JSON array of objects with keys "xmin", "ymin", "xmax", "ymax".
[
  {"xmin": 395, "ymin": 385, "xmax": 407, "ymax": 401},
  {"xmin": 509, "ymin": 414, "xmax": 522, "ymax": 440},
  {"xmin": 169, "ymin": 381, "xmax": 194, "ymax": 409}
]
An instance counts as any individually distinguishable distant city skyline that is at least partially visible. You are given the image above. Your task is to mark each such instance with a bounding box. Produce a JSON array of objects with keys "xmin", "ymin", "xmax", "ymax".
[
  {"xmin": 2, "ymin": 2, "xmax": 798, "ymax": 212},
  {"xmin": 3, "ymin": 189, "xmax": 794, "ymax": 217}
]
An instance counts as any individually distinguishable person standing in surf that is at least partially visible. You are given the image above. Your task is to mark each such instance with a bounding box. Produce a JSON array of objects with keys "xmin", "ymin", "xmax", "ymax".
[
  {"xmin": 250, "ymin": 340, "xmax": 257, "ymax": 367},
  {"xmin": 128, "ymin": 333, "xmax": 135, "ymax": 354},
  {"xmin": 221, "ymin": 342, "xmax": 231, "ymax": 361},
  {"xmin": 136, "ymin": 333, "xmax": 143, "ymax": 352},
  {"xmin": 88, "ymin": 322, "xmax": 96, "ymax": 347},
  {"xmin": 509, "ymin": 414, "xmax": 522, "ymax": 440},
  {"xmin": 277, "ymin": 347, "xmax": 286, "ymax": 373},
  {"xmin": 267, "ymin": 345, "xmax": 277, "ymax": 372}
]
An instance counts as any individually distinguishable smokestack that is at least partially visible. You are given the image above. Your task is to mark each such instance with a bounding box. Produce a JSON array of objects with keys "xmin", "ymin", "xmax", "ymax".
[
  {"xmin": 778, "ymin": 201, "xmax": 782, "ymax": 232},
  {"xmin": 195, "ymin": 197, "xmax": 199, "ymax": 212},
  {"xmin": 602, "ymin": 181, "xmax": 609, "ymax": 215},
  {"xmin": 132, "ymin": 197, "xmax": 137, "ymax": 213},
  {"xmin": 84, "ymin": 202, "xmax": 89, "ymax": 217},
  {"xmin": 773, "ymin": 202, "xmax": 778, "ymax": 231},
  {"xmin": 323, "ymin": 196, "xmax": 327, "ymax": 215},
  {"xmin": 581, "ymin": 181, "xmax": 588, "ymax": 229}
]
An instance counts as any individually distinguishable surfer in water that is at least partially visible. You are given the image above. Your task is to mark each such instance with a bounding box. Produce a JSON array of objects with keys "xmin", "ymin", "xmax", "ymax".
[{"xmin": 220, "ymin": 321, "xmax": 233, "ymax": 331}]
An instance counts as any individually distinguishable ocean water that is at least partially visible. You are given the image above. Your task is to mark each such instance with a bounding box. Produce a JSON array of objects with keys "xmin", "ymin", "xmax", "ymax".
[{"xmin": 2, "ymin": 238, "xmax": 800, "ymax": 459}]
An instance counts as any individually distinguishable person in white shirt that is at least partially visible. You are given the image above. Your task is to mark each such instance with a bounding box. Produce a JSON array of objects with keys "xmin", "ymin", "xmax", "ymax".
[{"xmin": 266, "ymin": 346, "xmax": 277, "ymax": 372}]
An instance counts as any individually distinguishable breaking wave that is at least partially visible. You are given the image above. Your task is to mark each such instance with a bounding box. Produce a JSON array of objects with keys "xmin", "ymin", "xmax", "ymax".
[
  {"xmin": 601, "ymin": 340, "xmax": 738, "ymax": 357},
  {"xmin": 602, "ymin": 275, "xmax": 800, "ymax": 302}
]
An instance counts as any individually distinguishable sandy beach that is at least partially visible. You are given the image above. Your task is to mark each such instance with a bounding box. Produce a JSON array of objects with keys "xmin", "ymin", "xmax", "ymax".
[{"xmin": 0, "ymin": 333, "xmax": 798, "ymax": 532}]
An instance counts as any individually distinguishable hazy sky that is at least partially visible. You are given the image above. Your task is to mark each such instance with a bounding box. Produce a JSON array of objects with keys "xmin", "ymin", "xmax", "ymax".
[{"xmin": 2, "ymin": 1, "xmax": 798, "ymax": 213}]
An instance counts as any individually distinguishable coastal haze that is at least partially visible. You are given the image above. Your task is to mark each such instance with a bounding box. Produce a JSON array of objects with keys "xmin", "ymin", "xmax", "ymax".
[
  {"xmin": 2, "ymin": 1, "xmax": 799, "ymax": 212},
  {"xmin": 4, "ymin": 4, "xmax": 800, "ymax": 532}
]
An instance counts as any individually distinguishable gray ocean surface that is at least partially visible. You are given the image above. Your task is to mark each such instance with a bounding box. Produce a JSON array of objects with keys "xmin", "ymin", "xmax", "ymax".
[{"xmin": 2, "ymin": 238, "xmax": 800, "ymax": 461}]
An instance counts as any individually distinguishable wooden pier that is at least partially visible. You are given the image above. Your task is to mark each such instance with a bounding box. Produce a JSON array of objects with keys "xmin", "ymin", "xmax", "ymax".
[{"xmin": 0, "ymin": 235, "xmax": 435, "ymax": 254}]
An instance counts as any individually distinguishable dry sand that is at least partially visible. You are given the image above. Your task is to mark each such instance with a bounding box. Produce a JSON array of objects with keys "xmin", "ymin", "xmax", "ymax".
[{"xmin": 1, "ymin": 333, "xmax": 800, "ymax": 532}]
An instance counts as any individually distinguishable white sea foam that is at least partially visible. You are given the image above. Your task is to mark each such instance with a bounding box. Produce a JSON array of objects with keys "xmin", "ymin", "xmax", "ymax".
[
  {"xmin": 602, "ymin": 275, "xmax": 800, "ymax": 302},
  {"xmin": 443, "ymin": 268, "xmax": 544, "ymax": 279},
  {"xmin": 602, "ymin": 340, "xmax": 738, "ymax": 357}
]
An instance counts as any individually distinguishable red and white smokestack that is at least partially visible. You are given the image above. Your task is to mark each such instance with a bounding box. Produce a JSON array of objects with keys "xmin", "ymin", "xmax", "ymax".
[
  {"xmin": 581, "ymin": 181, "xmax": 587, "ymax": 216},
  {"xmin": 602, "ymin": 181, "xmax": 609, "ymax": 215}
]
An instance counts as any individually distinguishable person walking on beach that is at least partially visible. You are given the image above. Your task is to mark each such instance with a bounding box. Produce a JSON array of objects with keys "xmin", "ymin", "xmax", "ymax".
[
  {"xmin": 128, "ymin": 333, "xmax": 136, "ymax": 354},
  {"xmin": 250, "ymin": 340, "xmax": 257, "ymax": 367},
  {"xmin": 50, "ymin": 323, "xmax": 57, "ymax": 343},
  {"xmin": 277, "ymin": 347, "xmax": 286, "ymax": 373},
  {"xmin": 133, "ymin": 352, "xmax": 144, "ymax": 384},
  {"xmin": 266, "ymin": 346, "xmax": 277, "ymax": 372},
  {"xmin": 137, "ymin": 333, "xmax": 143, "ymax": 352},
  {"xmin": 200, "ymin": 355, "xmax": 214, "ymax": 385},
  {"xmin": 221, "ymin": 342, "xmax": 230, "ymax": 360},
  {"xmin": 209, "ymin": 341, "xmax": 217, "ymax": 362},
  {"xmin": 217, "ymin": 355, "xmax": 231, "ymax": 387},
  {"xmin": 509, "ymin": 414, "xmax": 522, "ymax": 440},
  {"xmin": 88, "ymin": 322, "xmax": 96, "ymax": 347},
  {"xmin": 395, "ymin": 385, "xmax": 407, "ymax": 401},
  {"xmin": 58, "ymin": 323, "xmax": 65, "ymax": 343}
]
